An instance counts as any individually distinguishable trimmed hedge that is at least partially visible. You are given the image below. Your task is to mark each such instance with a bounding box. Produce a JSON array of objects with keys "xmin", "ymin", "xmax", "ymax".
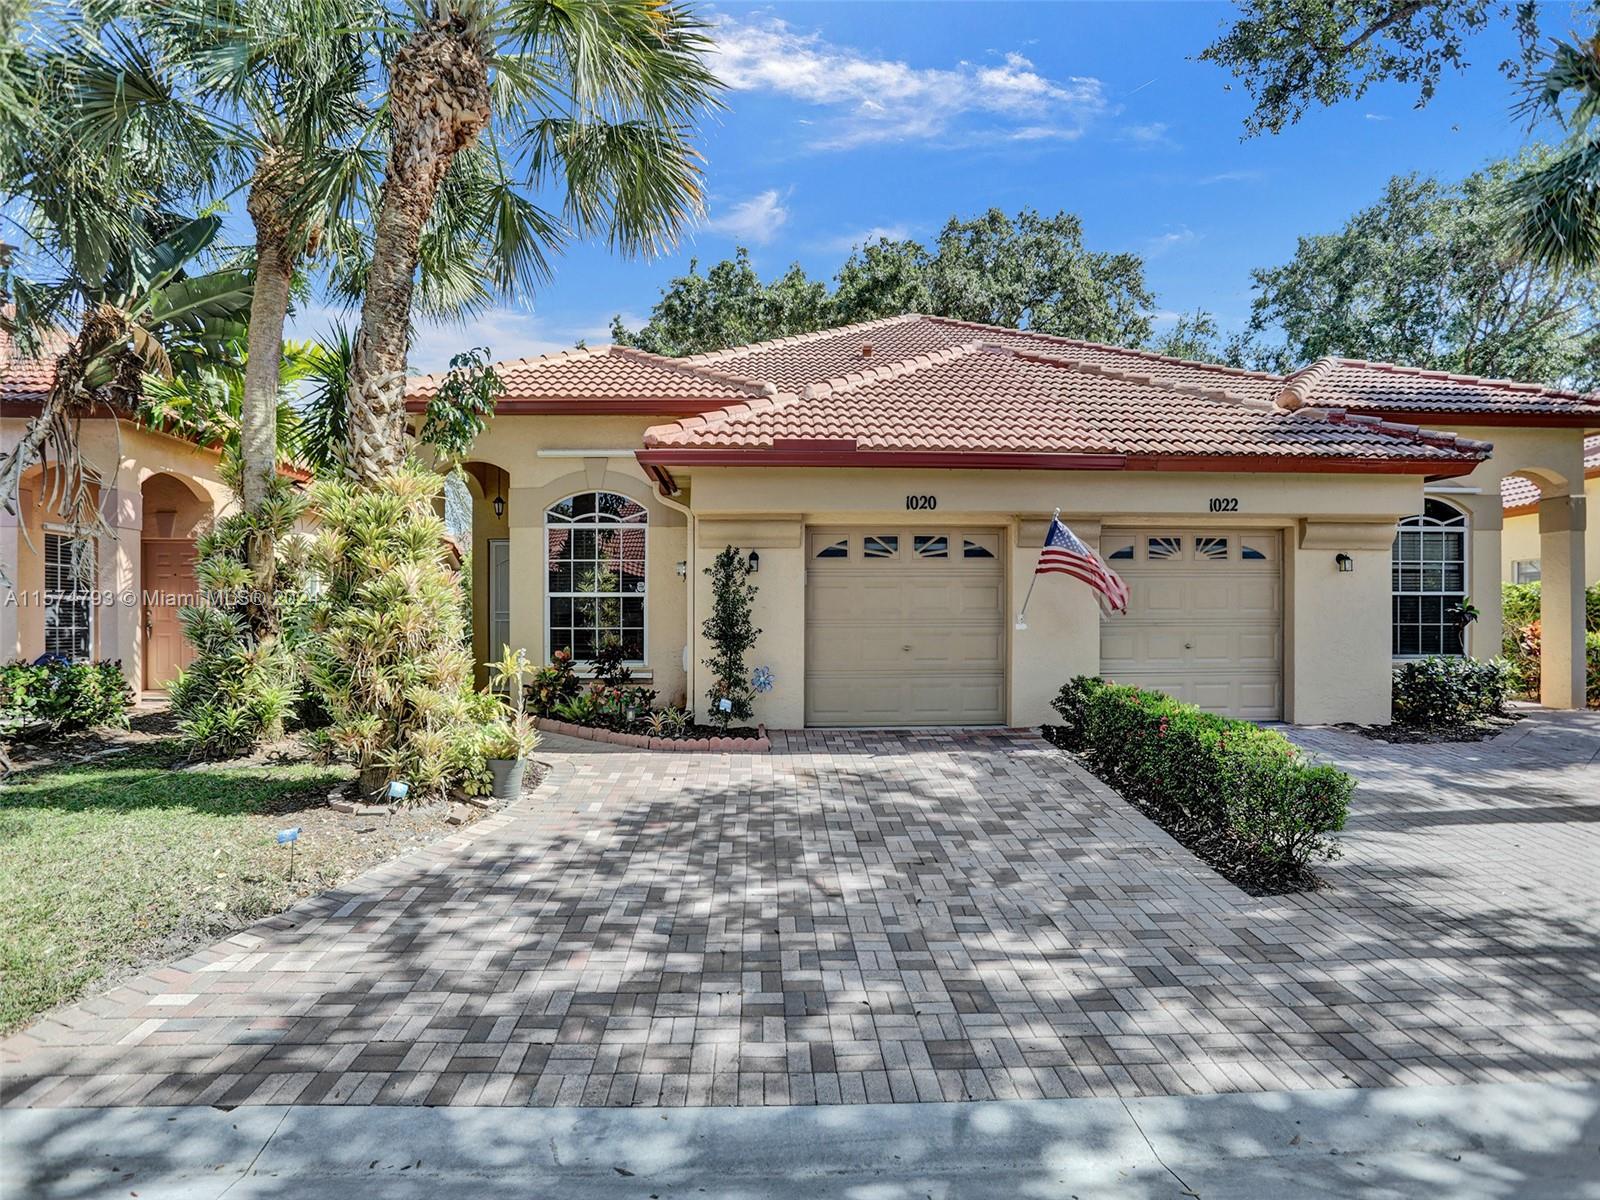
[
  {"xmin": 1391, "ymin": 656, "xmax": 1513, "ymax": 728},
  {"xmin": 1050, "ymin": 677, "xmax": 1351, "ymax": 890},
  {"xmin": 2, "ymin": 659, "xmax": 133, "ymax": 745}
]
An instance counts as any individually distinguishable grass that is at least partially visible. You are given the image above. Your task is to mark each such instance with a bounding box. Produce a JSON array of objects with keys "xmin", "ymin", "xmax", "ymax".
[{"xmin": 0, "ymin": 740, "xmax": 365, "ymax": 1035}]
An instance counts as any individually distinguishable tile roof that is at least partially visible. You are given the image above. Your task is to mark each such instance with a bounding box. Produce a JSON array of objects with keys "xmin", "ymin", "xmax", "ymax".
[
  {"xmin": 1280, "ymin": 356, "xmax": 1600, "ymax": 419},
  {"xmin": 1500, "ymin": 435, "xmax": 1600, "ymax": 511},
  {"xmin": 641, "ymin": 343, "xmax": 1491, "ymax": 470},
  {"xmin": 0, "ymin": 322, "xmax": 70, "ymax": 411},
  {"xmin": 403, "ymin": 344, "xmax": 772, "ymax": 412},
  {"xmin": 684, "ymin": 312, "xmax": 1285, "ymax": 400}
]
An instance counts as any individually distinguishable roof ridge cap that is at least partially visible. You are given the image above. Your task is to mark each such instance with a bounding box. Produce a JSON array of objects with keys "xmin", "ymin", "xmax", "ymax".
[
  {"xmin": 1008, "ymin": 348, "xmax": 1278, "ymax": 412},
  {"xmin": 608, "ymin": 344, "xmax": 776, "ymax": 397},
  {"xmin": 1306, "ymin": 405, "xmax": 1493, "ymax": 458},
  {"xmin": 682, "ymin": 313, "xmax": 922, "ymax": 366},
  {"xmin": 1276, "ymin": 356, "xmax": 1338, "ymax": 410},
  {"xmin": 923, "ymin": 314, "xmax": 1288, "ymax": 383}
]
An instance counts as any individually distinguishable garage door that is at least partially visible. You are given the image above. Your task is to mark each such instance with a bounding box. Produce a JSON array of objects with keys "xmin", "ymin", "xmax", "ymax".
[
  {"xmin": 1099, "ymin": 529, "xmax": 1282, "ymax": 719},
  {"xmin": 806, "ymin": 527, "xmax": 1006, "ymax": 726}
]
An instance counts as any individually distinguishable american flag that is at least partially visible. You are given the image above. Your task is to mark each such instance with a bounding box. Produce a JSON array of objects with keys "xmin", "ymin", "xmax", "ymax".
[{"xmin": 1036, "ymin": 516, "xmax": 1130, "ymax": 614}]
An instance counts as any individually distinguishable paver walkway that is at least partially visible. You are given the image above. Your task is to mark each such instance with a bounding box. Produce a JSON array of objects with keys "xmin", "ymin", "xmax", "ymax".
[{"xmin": 4, "ymin": 715, "xmax": 1598, "ymax": 1109}]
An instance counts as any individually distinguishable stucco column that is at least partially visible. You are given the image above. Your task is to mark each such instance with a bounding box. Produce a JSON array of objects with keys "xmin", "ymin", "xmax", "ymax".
[
  {"xmin": 1538, "ymin": 494, "xmax": 1587, "ymax": 709},
  {"xmin": 1459, "ymin": 491, "xmax": 1503, "ymax": 663},
  {"xmin": 1010, "ymin": 515, "xmax": 1100, "ymax": 726},
  {"xmin": 98, "ymin": 483, "xmax": 143, "ymax": 688},
  {"xmin": 505, "ymin": 487, "xmax": 543, "ymax": 665},
  {"xmin": 1286, "ymin": 519, "xmax": 1397, "ymax": 726},
  {"xmin": 1, "ymin": 511, "xmax": 20, "ymax": 662}
]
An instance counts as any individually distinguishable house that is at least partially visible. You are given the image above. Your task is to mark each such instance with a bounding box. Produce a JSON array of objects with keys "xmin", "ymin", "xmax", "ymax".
[
  {"xmin": 407, "ymin": 314, "xmax": 1597, "ymax": 729},
  {"xmin": 1500, "ymin": 435, "xmax": 1600, "ymax": 585},
  {"xmin": 1, "ymin": 328, "xmax": 237, "ymax": 695}
]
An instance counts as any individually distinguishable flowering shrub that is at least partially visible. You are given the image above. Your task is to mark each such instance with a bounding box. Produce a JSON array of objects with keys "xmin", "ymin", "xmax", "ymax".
[
  {"xmin": 1502, "ymin": 581, "xmax": 1600, "ymax": 704},
  {"xmin": 1050, "ymin": 677, "xmax": 1351, "ymax": 889}
]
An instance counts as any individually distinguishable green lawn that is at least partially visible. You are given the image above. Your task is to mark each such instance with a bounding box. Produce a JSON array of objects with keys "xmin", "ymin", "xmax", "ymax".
[{"xmin": 0, "ymin": 742, "xmax": 360, "ymax": 1034}]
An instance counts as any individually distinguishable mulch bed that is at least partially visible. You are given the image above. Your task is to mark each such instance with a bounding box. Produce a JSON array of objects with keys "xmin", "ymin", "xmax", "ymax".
[{"xmin": 1339, "ymin": 712, "xmax": 1523, "ymax": 744}]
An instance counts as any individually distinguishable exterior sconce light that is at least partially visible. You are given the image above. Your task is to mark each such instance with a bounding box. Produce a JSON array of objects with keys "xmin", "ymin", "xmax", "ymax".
[
  {"xmin": 747, "ymin": 550, "xmax": 760, "ymax": 573},
  {"xmin": 1335, "ymin": 553, "xmax": 1354, "ymax": 573},
  {"xmin": 492, "ymin": 491, "xmax": 506, "ymax": 520},
  {"xmin": 675, "ymin": 561, "xmax": 687, "ymax": 580}
]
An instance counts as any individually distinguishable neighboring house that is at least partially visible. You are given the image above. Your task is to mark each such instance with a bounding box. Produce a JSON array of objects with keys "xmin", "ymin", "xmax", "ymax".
[
  {"xmin": 408, "ymin": 314, "xmax": 1597, "ymax": 728},
  {"xmin": 1, "ymin": 328, "xmax": 236, "ymax": 695},
  {"xmin": 1500, "ymin": 435, "xmax": 1600, "ymax": 585}
]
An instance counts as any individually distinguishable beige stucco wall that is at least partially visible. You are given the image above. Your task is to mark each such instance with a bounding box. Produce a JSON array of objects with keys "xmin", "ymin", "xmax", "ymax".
[
  {"xmin": 446, "ymin": 414, "xmax": 689, "ymax": 706},
  {"xmin": 672, "ymin": 466, "xmax": 1422, "ymax": 728},
  {"xmin": 1, "ymin": 416, "xmax": 230, "ymax": 686},
  {"xmin": 1502, "ymin": 475, "xmax": 1600, "ymax": 584}
]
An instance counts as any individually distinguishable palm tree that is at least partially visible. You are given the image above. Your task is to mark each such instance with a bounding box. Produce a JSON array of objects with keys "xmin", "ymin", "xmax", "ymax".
[
  {"xmin": 1508, "ymin": 29, "xmax": 1600, "ymax": 270},
  {"xmin": 343, "ymin": 0, "xmax": 723, "ymax": 481},
  {"xmin": 0, "ymin": 16, "xmax": 247, "ymax": 534}
]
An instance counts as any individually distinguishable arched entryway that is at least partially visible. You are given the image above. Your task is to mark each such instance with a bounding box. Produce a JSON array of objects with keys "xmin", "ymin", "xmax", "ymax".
[
  {"xmin": 453, "ymin": 461, "xmax": 513, "ymax": 686},
  {"xmin": 139, "ymin": 472, "xmax": 212, "ymax": 692}
]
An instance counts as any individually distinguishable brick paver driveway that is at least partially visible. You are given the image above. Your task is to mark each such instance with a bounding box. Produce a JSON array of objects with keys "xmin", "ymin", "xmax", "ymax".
[{"xmin": 4, "ymin": 715, "xmax": 1598, "ymax": 1109}]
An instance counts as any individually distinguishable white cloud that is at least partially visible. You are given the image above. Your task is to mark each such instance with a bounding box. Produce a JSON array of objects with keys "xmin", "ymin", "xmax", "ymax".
[
  {"xmin": 1122, "ymin": 121, "xmax": 1174, "ymax": 146},
  {"xmin": 824, "ymin": 223, "xmax": 912, "ymax": 253},
  {"xmin": 704, "ymin": 189, "xmax": 790, "ymax": 244},
  {"xmin": 1142, "ymin": 226, "xmax": 1197, "ymax": 258},
  {"xmin": 1197, "ymin": 168, "xmax": 1266, "ymax": 185},
  {"xmin": 709, "ymin": 15, "xmax": 1107, "ymax": 149},
  {"xmin": 407, "ymin": 310, "xmax": 568, "ymax": 374},
  {"xmin": 1364, "ymin": 112, "xmax": 1392, "ymax": 122}
]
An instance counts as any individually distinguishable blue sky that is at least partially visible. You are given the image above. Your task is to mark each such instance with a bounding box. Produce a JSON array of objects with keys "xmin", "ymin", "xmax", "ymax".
[{"xmin": 295, "ymin": 1, "xmax": 1538, "ymax": 373}]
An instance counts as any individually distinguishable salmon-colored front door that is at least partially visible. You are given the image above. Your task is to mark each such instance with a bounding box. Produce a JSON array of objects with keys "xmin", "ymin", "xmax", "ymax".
[{"xmin": 142, "ymin": 539, "xmax": 198, "ymax": 690}]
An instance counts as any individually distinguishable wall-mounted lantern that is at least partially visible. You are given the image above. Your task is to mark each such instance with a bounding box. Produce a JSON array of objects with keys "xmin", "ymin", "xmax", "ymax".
[
  {"xmin": 675, "ymin": 560, "xmax": 688, "ymax": 580},
  {"xmin": 492, "ymin": 492, "xmax": 506, "ymax": 520},
  {"xmin": 1335, "ymin": 553, "xmax": 1354, "ymax": 573},
  {"xmin": 747, "ymin": 550, "xmax": 760, "ymax": 574},
  {"xmin": 491, "ymin": 466, "xmax": 508, "ymax": 519}
]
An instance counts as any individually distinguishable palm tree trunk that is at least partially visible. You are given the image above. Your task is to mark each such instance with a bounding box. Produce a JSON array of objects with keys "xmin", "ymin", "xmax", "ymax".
[
  {"xmin": 345, "ymin": 18, "xmax": 490, "ymax": 483},
  {"xmin": 241, "ymin": 157, "xmax": 297, "ymax": 631},
  {"xmin": 0, "ymin": 307, "xmax": 123, "ymax": 530}
]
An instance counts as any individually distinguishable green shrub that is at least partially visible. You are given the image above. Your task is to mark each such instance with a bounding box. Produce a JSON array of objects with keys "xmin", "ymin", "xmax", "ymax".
[
  {"xmin": 1, "ymin": 659, "xmax": 133, "ymax": 745},
  {"xmin": 527, "ymin": 649, "xmax": 581, "ymax": 716},
  {"xmin": 1391, "ymin": 656, "xmax": 1514, "ymax": 728},
  {"xmin": 1501, "ymin": 581, "xmax": 1600, "ymax": 702},
  {"xmin": 702, "ymin": 546, "xmax": 760, "ymax": 729},
  {"xmin": 304, "ymin": 467, "xmax": 493, "ymax": 799},
  {"xmin": 1589, "ymin": 631, "xmax": 1600, "ymax": 708},
  {"xmin": 1050, "ymin": 677, "xmax": 1351, "ymax": 885},
  {"xmin": 170, "ymin": 477, "xmax": 312, "ymax": 758}
]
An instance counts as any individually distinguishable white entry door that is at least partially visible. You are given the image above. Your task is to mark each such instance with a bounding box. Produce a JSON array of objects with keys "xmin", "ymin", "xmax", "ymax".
[
  {"xmin": 805, "ymin": 527, "xmax": 1006, "ymax": 726},
  {"xmin": 1098, "ymin": 529, "xmax": 1283, "ymax": 719}
]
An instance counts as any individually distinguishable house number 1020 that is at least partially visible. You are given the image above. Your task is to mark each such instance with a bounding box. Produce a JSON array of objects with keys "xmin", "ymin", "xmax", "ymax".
[{"xmin": 905, "ymin": 494, "xmax": 938, "ymax": 511}]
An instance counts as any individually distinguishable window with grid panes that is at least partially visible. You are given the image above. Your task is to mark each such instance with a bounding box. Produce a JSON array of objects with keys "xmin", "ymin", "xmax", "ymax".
[
  {"xmin": 1392, "ymin": 499, "xmax": 1468, "ymax": 656},
  {"xmin": 545, "ymin": 492, "xmax": 647, "ymax": 662}
]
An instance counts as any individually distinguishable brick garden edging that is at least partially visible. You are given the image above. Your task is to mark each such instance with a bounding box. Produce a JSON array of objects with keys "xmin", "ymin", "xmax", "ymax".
[{"xmin": 532, "ymin": 716, "xmax": 771, "ymax": 752}]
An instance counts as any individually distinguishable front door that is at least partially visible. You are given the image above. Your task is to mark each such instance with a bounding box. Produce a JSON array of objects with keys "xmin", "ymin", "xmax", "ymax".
[{"xmin": 142, "ymin": 539, "xmax": 198, "ymax": 690}]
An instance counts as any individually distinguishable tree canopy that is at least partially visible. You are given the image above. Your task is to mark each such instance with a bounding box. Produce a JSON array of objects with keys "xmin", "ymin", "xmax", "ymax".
[
  {"xmin": 1240, "ymin": 155, "xmax": 1600, "ymax": 387},
  {"xmin": 1197, "ymin": 0, "xmax": 1530, "ymax": 137},
  {"xmin": 613, "ymin": 208, "xmax": 1154, "ymax": 356}
]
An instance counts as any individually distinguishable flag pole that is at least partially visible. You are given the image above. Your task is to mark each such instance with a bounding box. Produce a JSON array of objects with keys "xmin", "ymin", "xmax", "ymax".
[{"xmin": 1014, "ymin": 508, "xmax": 1060, "ymax": 630}]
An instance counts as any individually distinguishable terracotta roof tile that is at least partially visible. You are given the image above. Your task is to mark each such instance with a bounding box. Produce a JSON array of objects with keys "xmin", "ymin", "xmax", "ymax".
[
  {"xmin": 643, "ymin": 343, "xmax": 1491, "ymax": 467},
  {"xmin": 403, "ymin": 343, "xmax": 772, "ymax": 410},
  {"xmin": 1500, "ymin": 435, "xmax": 1600, "ymax": 510},
  {"xmin": 1283, "ymin": 356, "xmax": 1600, "ymax": 417},
  {"xmin": 685, "ymin": 312, "xmax": 1286, "ymax": 401},
  {"xmin": 0, "ymin": 323, "xmax": 69, "ymax": 409}
]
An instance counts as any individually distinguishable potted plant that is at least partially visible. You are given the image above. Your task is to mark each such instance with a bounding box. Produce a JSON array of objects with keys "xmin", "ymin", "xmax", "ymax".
[{"xmin": 485, "ymin": 645, "xmax": 540, "ymax": 799}]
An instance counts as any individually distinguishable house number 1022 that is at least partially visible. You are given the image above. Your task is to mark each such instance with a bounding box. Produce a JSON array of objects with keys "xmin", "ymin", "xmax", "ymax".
[{"xmin": 905, "ymin": 494, "xmax": 938, "ymax": 511}]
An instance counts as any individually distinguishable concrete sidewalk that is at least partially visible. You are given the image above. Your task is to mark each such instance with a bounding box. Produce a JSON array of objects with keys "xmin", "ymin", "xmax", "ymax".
[{"xmin": 6, "ymin": 1081, "xmax": 1598, "ymax": 1199}]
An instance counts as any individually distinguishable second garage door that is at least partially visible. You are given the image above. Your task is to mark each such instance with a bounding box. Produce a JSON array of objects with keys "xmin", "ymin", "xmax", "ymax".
[
  {"xmin": 1099, "ymin": 528, "xmax": 1283, "ymax": 719},
  {"xmin": 805, "ymin": 527, "xmax": 1006, "ymax": 726}
]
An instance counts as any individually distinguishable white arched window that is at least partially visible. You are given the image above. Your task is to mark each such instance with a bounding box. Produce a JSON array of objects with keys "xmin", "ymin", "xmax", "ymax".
[
  {"xmin": 545, "ymin": 491, "xmax": 647, "ymax": 662},
  {"xmin": 1392, "ymin": 499, "xmax": 1468, "ymax": 656}
]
